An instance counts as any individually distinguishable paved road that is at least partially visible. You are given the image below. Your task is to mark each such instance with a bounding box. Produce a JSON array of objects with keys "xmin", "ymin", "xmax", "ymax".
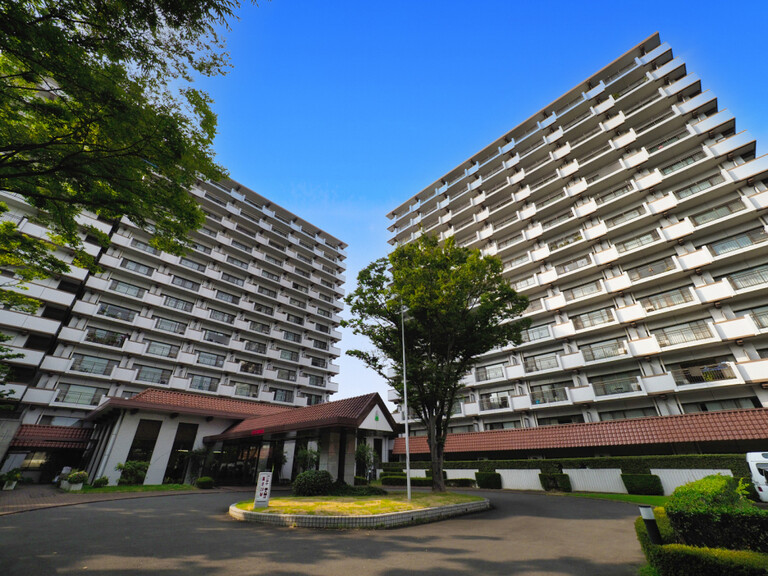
[{"xmin": 0, "ymin": 490, "xmax": 644, "ymax": 576}]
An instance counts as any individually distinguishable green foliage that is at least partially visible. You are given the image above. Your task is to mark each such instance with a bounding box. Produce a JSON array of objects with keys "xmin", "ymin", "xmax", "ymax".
[
  {"xmin": 195, "ymin": 476, "xmax": 214, "ymax": 489},
  {"xmin": 355, "ymin": 442, "xmax": 376, "ymax": 476},
  {"xmin": 446, "ymin": 478, "xmax": 476, "ymax": 487},
  {"xmin": 295, "ymin": 448, "xmax": 319, "ymax": 473},
  {"xmin": 116, "ymin": 460, "xmax": 149, "ymax": 485},
  {"xmin": 636, "ymin": 516, "xmax": 768, "ymax": 576},
  {"xmin": 328, "ymin": 482, "xmax": 388, "ymax": 497},
  {"xmin": 380, "ymin": 475, "xmax": 432, "ymax": 487},
  {"xmin": 66, "ymin": 470, "xmax": 88, "ymax": 484},
  {"xmin": 666, "ymin": 475, "xmax": 748, "ymax": 514},
  {"xmin": 354, "ymin": 476, "xmax": 369, "ymax": 486},
  {"xmin": 475, "ymin": 472, "xmax": 502, "ymax": 489},
  {"xmin": 382, "ymin": 462, "xmax": 404, "ymax": 472},
  {"xmin": 344, "ymin": 235, "xmax": 529, "ymax": 491},
  {"xmin": 1, "ymin": 468, "xmax": 22, "ymax": 483},
  {"xmin": 292, "ymin": 470, "xmax": 334, "ymax": 496},
  {"xmin": 91, "ymin": 476, "xmax": 109, "ymax": 488},
  {"xmin": 622, "ymin": 474, "xmax": 664, "ymax": 496},
  {"xmin": 539, "ymin": 473, "xmax": 572, "ymax": 492}
]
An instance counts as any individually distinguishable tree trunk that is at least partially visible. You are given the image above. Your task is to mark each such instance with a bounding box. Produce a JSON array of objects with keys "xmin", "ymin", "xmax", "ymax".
[{"xmin": 431, "ymin": 443, "xmax": 446, "ymax": 492}]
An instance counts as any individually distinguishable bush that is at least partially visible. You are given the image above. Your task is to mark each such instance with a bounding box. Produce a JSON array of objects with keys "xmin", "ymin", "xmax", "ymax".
[
  {"xmin": 539, "ymin": 473, "xmax": 572, "ymax": 492},
  {"xmin": 196, "ymin": 476, "xmax": 215, "ymax": 489},
  {"xmin": 380, "ymin": 475, "xmax": 432, "ymax": 487},
  {"xmin": 330, "ymin": 483, "xmax": 388, "ymax": 496},
  {"xmin": 354, "ymin": 476, "xmax": 368, "ymax": 486},
  {"xmin": 2, "ymin": 468, "xmax": 22, "ymax": 483},
  {"xmin": 446, "ymin": 478, "xmax": 475, "ymax": 488},
  {"xmin": 636, "ymin": 516, "xmax": 768, "ymax": 576},
  {"xmin": 116, "ymin": 461, "xmax": 149, "ymax": 485},
  {"xmin": 295, "ymin": 448, "xmax": 319, "ymax": 473},
  {"xmin": 475, "ymin": 472, "xmax": 502, "ymax": 489},
  {"xmin": 91, "ymin": 476, "xmax": 109, "ymax": 488},
  {"xmin": 622, "ymin": 474, "xmax": 664, "ymax": 495},
  {"xmin": 66, "ymin": 470, "xmax": 88, "ymax": 484},
  {"xmin": 293, "ymin": 470, "xmax": 334, "ymax": 496}
]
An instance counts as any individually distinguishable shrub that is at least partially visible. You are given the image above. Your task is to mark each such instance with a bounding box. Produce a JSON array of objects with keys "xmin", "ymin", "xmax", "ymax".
[
  {"xmin": 293, "ymin": 470, "xmax": 333, "ymax": 496},
  {"xmin": 539, "ymin": 473, "xmax": 572, "ymax": 492},
  {"xmin": 380, "ymin": 475, "xmax": 432, "ymax": 487},
  {"xmin": 622, "ymin": 474, "xmax": 664, "ymax": 495},
  {"xmin": 295, "ymin": 448, "xmax": 319, "ymax": 473},
  {"xmin": 116, "ymin": 461, "xmax": 149, "ymax": 485},
  {"xmin": 2, "ymin": 468, "xmax": 22, "ymax": 483},
  {"xmin": 330, "ymin": 483, "xmax": 388, "ymax": 496},
  {"xmin": 196, "ymin": 476, "xmax": 215, "ymax": 489},
  {"xmin": 354, "ymin": 476, "xmax": 368, "ymax": 486},
  {"xmin": 475, "ymin": 472, "xmax": 502, "ymax": 489},
  {"xmin": 91, "ymin": 476, "xmax": 109, "ymax": 488},
  {"xmin": 446, "ymin": 478, "xmax": 475, "ymax": 487},
  {"xmin": 66, "ymin": 470, "xmax": 88, "ymax": 484}
]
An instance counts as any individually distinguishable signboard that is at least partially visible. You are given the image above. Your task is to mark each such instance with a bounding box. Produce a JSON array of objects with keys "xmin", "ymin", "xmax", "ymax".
[{"xmin": 254, "ymin": 472, "xmax": 273, "ymax": 508}]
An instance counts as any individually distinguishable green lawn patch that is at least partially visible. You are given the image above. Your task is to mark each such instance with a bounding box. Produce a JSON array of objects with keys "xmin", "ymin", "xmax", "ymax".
[
  {"xmin": 80, "ymin": 484, "xmax": 196, "ymax": 494},
  {"xmin": 563, "ymin": 492, "xmax": 669, "ymax": 507},
  {"xmin": 235, "ymin": 492, "xmax": 483, "ymax": 516}
]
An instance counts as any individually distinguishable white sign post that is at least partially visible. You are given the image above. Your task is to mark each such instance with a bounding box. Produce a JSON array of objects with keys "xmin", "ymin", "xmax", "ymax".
[{"xmin": 254, "ymin": 471, "xmax": 273, "ymax": 508}]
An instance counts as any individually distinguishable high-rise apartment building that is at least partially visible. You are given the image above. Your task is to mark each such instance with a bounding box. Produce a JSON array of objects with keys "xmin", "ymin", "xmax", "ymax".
[
  {"xmin": 0, "ymin": 178, "xmax": 346, "ymax": 464},
  {"xmin": 387, "ymin": 33, "xmax": 768, "ymax": 435}
]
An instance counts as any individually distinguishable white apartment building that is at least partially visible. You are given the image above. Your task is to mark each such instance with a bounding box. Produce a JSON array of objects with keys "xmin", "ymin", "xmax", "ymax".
[
  {"xmin": 0, "ymin": 178, "xmax": 346, "ymax": 468},
  {"xmin": 387, "ymin": 33, "xmax": 768, "ymax": 435}
]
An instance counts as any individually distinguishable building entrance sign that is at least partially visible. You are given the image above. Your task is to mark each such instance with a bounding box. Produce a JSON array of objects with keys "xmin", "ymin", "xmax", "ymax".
[{"xmin": 254, "ymin": 472, "xmax": 273, "ymax": 508}]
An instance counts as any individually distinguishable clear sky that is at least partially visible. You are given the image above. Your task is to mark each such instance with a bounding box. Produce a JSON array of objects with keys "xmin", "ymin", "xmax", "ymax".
[{"xmin": 195, "ymin": 0, "xmax": 768, "ymax": 405}]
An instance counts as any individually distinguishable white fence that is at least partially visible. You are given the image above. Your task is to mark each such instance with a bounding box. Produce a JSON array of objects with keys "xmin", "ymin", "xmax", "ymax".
[
  {"xmin": 497, "ymin": 469, "xmax": 544, "ymax": 490},
  {"xmin": 563, "ymin": 468, "xmax": 627, "ymax": 493},
  {"xmin": 651, "ymin": 468, "xmax": 733, "ymax": 495}
]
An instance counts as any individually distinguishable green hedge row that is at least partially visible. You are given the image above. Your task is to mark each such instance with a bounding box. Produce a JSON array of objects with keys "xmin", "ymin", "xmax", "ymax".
[
  {"xmin": 636, "ymin": 516, "xmax": 768, "ymax": 576},
  {"xmin": 475, "ymin": 472, "xmax": 502, "ymax": 489},
  {"xmin": 446, "ymin": 478, "xmax": 475, "ymax": 488},
  {"xmin": 380, "ymin": 475, "xmax": 432, "ymax": 487},
  {"xmin": 622, "ymin": 474, "xmax": 664, "ymax": 496},
  {"xmin": 539, "ymin": 473, "xmax": 572, "ymax": 492}
]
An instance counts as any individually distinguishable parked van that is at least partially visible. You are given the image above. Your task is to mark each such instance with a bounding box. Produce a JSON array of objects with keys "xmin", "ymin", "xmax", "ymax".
[{"xmin": 746, "ymin": 452, "xmax": 768, "ymax": 502}]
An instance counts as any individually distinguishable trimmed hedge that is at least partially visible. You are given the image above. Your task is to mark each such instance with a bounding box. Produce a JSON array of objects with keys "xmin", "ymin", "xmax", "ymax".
[
  {"xmin": 446, "ymin": 478, "xmax": 475, "ymax": 488},
  {"xmin": 91, "ymin": 476, "xmax": 109, "ymax": 488},
  {"xmin": 354, "ymin": 476, "xmax": 368, "ymax": 486},
  {"xmin": 380, "ymin": 475, "xmax": 432, "ymax": 487},
  {"xmin": 475, "ymin": 472, "xmax": 502, "ymax": 489},
  {"xmin": 622, "ymin": 474, "xmax": 664, "ymax": 496},
  {"xmin": 636, "ymin": 516, "xmax": 768, "ymax": 576},
  {"xmin": 196, "ymin": 476, "xmax": 214, "ymax": 489},
  {"xmin": 539, "ymin": 473, "xmax": 572, "ymax": 492},
  {"xmin": 293, "ymin": 470, "xmax": 334, "ymax": 496}
]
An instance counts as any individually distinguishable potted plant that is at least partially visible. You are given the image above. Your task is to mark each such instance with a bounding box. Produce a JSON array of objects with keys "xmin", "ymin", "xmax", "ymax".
[
  {"xmin": 65, "ymin": 470, "xmax": 88, "ymax": 491},
  {"xmin": 2, "ymin": 468, "xmax": 22, "ymax": 491}
]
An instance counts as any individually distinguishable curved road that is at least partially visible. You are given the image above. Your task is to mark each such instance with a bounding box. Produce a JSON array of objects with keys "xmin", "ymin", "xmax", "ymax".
[{"xmin": 0, "ymin": 490, "xmax": 644, "ymax": 575}]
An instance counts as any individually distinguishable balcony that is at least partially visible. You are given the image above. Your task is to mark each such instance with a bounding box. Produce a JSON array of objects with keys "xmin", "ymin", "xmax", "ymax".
[
  {"xmin": 531, "ymin": 387, "xmax": 569, "ymax": 405},
  {"xmin": 641, "ymin": 373, "xmax": 676, "ymax": 394},
  {"xmin": 582, "ymin": 340, "xmax": 627, "ymax": 362},
  {"xmin": 479, "ymin": 395, "xmax": 510, "ymax": 412},
  {"xmin": 591, "ymin": 375, "xmax": 642, "ymax": 397},
  {"xmin": 737, "ymin": 359, "xmax": 768, "ymax": 383},
  {"xmin": 714, "ymin": 316, "xmax": 758, "ymax": 340},
  {"xmin": 730, "ymin": 265, "xmax": 768, "ymax": 291},
  {"xmin": 694, "ymin": 280, "xmax": 735, "ymax": 303},
  {"xmin": 523, "ymin": 354, "xmax": 559, "ymax": 373},
  {"xmin": 615, "ymin": 303, "xmax": 646, "ymax": 323},
  {"xmin": 628, "ymin": 335, "xmax": 662, "ymax": 357},
  {"xmin": 654, "ymin": 321, "xmax": 714, "ymax": 348},
  {"xmin": 671, "ymin": 363, "xmax": 739, "ymax": 386},
  {"xmin": 677, "ymin": 247, "xmax": 714, "ymax": 270},
  {"xmin": 559, "ymin": 350, "xmax": 585, "ymax": 370},
  {"xmin": 661, "ymin": 219, "xmax": 694, "ymax": 241}
]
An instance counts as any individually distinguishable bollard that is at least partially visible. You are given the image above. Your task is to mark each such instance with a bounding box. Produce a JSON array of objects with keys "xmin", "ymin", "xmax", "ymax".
[{"xmin": 638, "ymin": 505, "xmax": 663, "ymax": 545}]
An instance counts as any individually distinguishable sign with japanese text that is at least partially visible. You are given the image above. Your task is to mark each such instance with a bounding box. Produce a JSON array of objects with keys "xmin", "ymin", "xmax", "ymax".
[{"xmin": 254, "ymin": 472, "xmax": 273, "ymax": 508}]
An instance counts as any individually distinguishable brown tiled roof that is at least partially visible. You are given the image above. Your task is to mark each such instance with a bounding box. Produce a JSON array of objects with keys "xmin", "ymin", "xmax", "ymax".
[
  {"xmin": 393, "ymin": 408, "xmax": 768, "ymax": 455},
  {"xmin": 11, "ymin": 425, "xmax": 92, "ymax": 450},
  {"xmin": 206, "ymin": 393, "xmax": 398, "ymax": 441},
  {"xmin": 87, "ymin": 389, "xmax": 292, "ymax": 421}
]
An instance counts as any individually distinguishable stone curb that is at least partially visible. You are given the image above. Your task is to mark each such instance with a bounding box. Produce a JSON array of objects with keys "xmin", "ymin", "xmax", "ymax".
[{"xmin": 228, "ymin": 498, "xmax": 491, "ymax": 529}]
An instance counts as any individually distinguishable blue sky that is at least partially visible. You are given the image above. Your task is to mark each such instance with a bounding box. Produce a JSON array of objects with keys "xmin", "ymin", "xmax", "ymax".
[{"xmin": 196, "ymin": 0, "xmax": 768, "ymax": 403}]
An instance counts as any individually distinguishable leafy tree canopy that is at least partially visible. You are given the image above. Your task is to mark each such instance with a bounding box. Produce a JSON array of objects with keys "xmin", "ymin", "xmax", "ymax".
[{"xmin": 344, "ymin": 235, "xmax": 529, "ymax": 491}]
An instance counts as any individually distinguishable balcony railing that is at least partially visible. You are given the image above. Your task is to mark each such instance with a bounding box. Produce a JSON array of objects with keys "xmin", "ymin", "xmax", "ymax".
[
  {"xmin": 753, "ymin": 310, "xmax": 768, "ymax": 329},
  {"xmin": 710, "ymin": 229, "xmax": 768, "ymax": 256},
  {"xmin": 671, "ymin": 363, "xmax": 736, "ymax": 385},
  {"xmin": 475, "ymin": 365, "xmax": 505, "ymax": 382},
  {"xmin": 520, "ymin": 325, "xmax": 550, "ymax": 343},
  {"xmin": 524, "ymin": 354, "xmax": 559, "ymax": 372},
  {"xmin": 729, "ymin": 265, "xmax": 768, "ymax": 290},
  {"xmin": 582, "ymin": 340, "xmax": 626, "ymax": 362},
  {"xmin": 654, "ymin": 321, "xmax": 712, "ymax": 347},
  {"xmin": 479, "ymin": 396, "xmax": 510, "ymax": 411},
  {"xmin": 531, "ymin": 387, "xmax": 568, "ymax": 404},
  {"xmin": 640, "ymin": 287, "xmax": 694, "ymax": 312},
  {"xmin": 572, "ymin": 307, "xmax": 614, "ymax": 330},
  {"xmin": 626, "ymin": 256, "xmax": 674, "ymax": 281},
  {"xmin": 548, "ymin": 231, "xmax": 582, "ymax": 252},
  {"xmin": 591, "ymin": 376, "xmax": 641, "ymax": 396}
]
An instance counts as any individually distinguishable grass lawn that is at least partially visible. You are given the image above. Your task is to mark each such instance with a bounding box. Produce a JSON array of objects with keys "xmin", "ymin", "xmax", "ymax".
[
  {"xmin": 563, "ymin": 492, "xmax": 668, "ymax": 507},
  {"xmin": 79, "ymin": 484, "xmax": 197, "ymax": 493},
  {"xmin": 235, "ymin": 492, "xmax": 483, "ymax": 516}
]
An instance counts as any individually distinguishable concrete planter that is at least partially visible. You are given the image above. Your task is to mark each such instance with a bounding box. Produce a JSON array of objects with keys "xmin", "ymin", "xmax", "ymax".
[{"xmin": 2, "ymin": 480, "xmax": 17, "ymax": 491}]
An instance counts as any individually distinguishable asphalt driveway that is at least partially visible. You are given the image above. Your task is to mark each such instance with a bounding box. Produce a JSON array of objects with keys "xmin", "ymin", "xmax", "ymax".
[{"xmin": 0, "ymin": 490, "xmax": 644, "ymax": 575}]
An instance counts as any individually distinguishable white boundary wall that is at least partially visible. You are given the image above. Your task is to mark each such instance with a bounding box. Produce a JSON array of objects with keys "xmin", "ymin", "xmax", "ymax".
[
  {"xmin": 563, "ymin": 468, "xmax": 627, "ymax": 493},
  {"xmin": 650, "ymin": 468, "xmax": 733, "ymax": 495},
  {"xmin": 498, "ymin": 469, "xmax": 543, "ymax": 490}
]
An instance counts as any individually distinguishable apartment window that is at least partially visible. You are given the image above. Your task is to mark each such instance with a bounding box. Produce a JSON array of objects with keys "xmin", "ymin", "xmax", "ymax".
[
  {"xmin": 221, "ymin": 272, "xmax": 244, "ymax": 286},
  {"xmin": 98, "ymin": 303, "xmax": 137, "ymax": 322},
  {"xmin": 234, "ymin": 382, "xmax": 260, "ymax": 398},
  {"xmin": 71, "ymin": 354, "xmax": 117, "ymax": 376},
  {"xmin": 312, "ymin": 339, "xmax": 328, "ymax": 350},
  {"xmin": 520, "ymin": 325, "xmax": 550, "ymax": 343},
  {"xmin": 253, "ymin": 303, "xmax": 274, "ymax": 316},
  {"xmin": 136, "ymin": 365, "xmax": 172, "ymax": 384},
  {"xmin": 203, "ymin": 329, "xmax": 230, "ymax": 345},
  {"xmin": 192, "ymin": 242, "xmax": 212, "ymax": 254},
  {"xmin": 709, "ymin": 228, "xmax": 768, "ymax": 256},
  {"xmin": 240, "ymin": 361, "xmax": 262, "ymax": 374},
  {"xmin": 600, "ymin": 407, "xmax": 657, "ymax": 421},
  {"xmin": 295, "ymin": 268, "xmax": 311, "ymax": 279},
  {"xmin": 289, "ymin": 297, "xmax": 306, "ymax": 309},
  {"xmin": 269, "ymin": 241, "xmax": 286, "ymax": 252},
  {"xmin": 728, "ymin": 264, "xmax": 768, "ymax": 289},
  {"xmin": 295, "ymin": 252, "xmax": 312, "ymax": 264},
  {"xmin": 164, "ymin": 294, "xmax": 194, "ymax": 312},
  {"xmin": 318, "ymin": 293, "xmax": 333, "ymax": 303},
  {"xmin": 85, "ymin": 327, "xmax": 127, "ymax": 347},
  {"xmin": 210, "ymin": 309, "xmax": 236, "ymax": 323},
  {"xmin": 110, "ymin": 280, "xmax": 145, "ymax": 299},
  {"xmin": 197, "ymin": 351, "xmax": 225, "ymax": 367},
  {"xmin": 308, "ymin": 374, "xmax": 325, "ymax": 387},
  {"xmin": 590, "ymin": 371, "xmax": 641, "ymax": 396},
  {"xmin": 172, "ymin": 275, "xmax": 200, "ymax": 291},
  {"xmin": 56, "ymin": 384, "xmax": 107, "ymax": 406},
  {"xmin": 215, "ymin": 290, "xmax": 239, "ymax": 305},
  {"xmin": 653, "ymin": 319, "xmax": 712, "ymax": 347},
  {"xmin": 315, "ymin": 323, "xmax": 330, "ymax": 334},
  {"xmin": 639, "ymin": 286, "xmax": 694, "ymax": 312},
  {"xmin": 262, "ymin": 270, "xmax": 281, "ymax": 281},
  {"xmin": 244, "ymin": 339, "xmax": 266, "ymax": 353},
  {"xmin": 155, "ymin": 317, "xmax": 187, "ymax": 334},
  {"xmin": 605, "ymin": 205, "xmax": 646, "ymax": 228},
  {"xmin": 537, "ymin": 414, "xmax": 584, "ymax": 426},
  {"xmin": 615, "ymin": 230, "xmax": 660, "ymax": 253},
  {"xmin": 258, "ymin": 286, "xmax": 277, "ymax": 298},
  {"xmin": 286, "ymin": 313, "xmax": 304, "ymax": 325},
  {"xmin": 479, "ymin": 392, "xmax": 510, "ymax": 411},
  {"xmin": 271, "ymin": 388, "xmax": 294, "ymax": 403},
  {"xmin": 131, "ymin": 238, "xmax": 160, "ymax": 255},
  {"xmin": 681, "ymin": 397, "xmax": 758, "ymax": 414},
  {"xmin": 523, "ymin": 353, "xmax": 558, "ymax": 372},
  {"xmin": 548, "ymin": 231, "xmax": 582, "ymax": 252},
  {"xmin": 317, "ymin": 307, "xmax": 332, "ymax": 318},
  {"xmin": 305, "ymin": 393, "xmax": 323, "ymax": 406},
  {"xmin": 555, "ymin": 255, "xmax": 591, "ymax": 275},
  {"xmin": 121, "ymin": 259, "xmax": 154, "ymax": 276},
  {"xmin": 179, "ymin": 257, "xmax": 206, "ymax": 272},
  {"xmin": 674, "ymin": 173, "xmax": 725, "ymax": 200},
  {"xmin": 189, "ymin": 374, "xmax": 219, "ymax": 392},
  {"xmin": 595, "ymin": 181, "xmax": 633, "ymax": 205},
  {"xmin": 310, "ymin": 356, "xmax": 326, "ymax": 368},
  {"xmin": 690, "ymin": 199, "xmax": 745, "ymax": 226},
  {"xmin": 251, "ymin": 321, "xmax": 270, "ymax": 334},
  {"xmin": 231, "ymin": 239, "xmax": 251, "ymax": 253},
  {"xmin": 660, "ymin": 150, "xmax": 705, "ymax": 175},
  {"xmin": 292, "ymin": 282, "xmax": 308, "ymax": 294},
  {"xmin": 486, "ymin": 420, "xmax": 521, "ymax": 430},
  {"xmin": 227, "ymin": 256, "xmax": 249, "ymax": 269},
  {"xmin": 276, "ymin": 368, "xmax": 297, "ymax": 382},
  {"xmin": 563, "ymin": 279, "xmax": 602, "ymax": 301},
  {"xmin": 572, "ymin": 307, "xmax": 614, "ymax": 330},
  {"xmin": 279, "ymin": 349, "xmax": 299, "ymax": 362},
  {"xmin": 626, "ymin": 257, "xmax": 675, "ymax": 281},
  {"xmin": 475, "ymin": 363, "xmax": 506, "ymax": 381},
  {"xmin": 146, "ymin": 340, "xmax": 179, "ymax": 358},
  {"xmin": 283, "ymin": 330, "xmax": 301, "ymax": 343},
  {"xmin": 581, "ymin": 338, "xmax": 626, "ymax": 362},
  {"xmin": 200, "ymin": 227, "xmax": 217, "ymax": 237},
  {"xmin": 264, "ymin": 254, "xmax": 283, "ymax": 266}
]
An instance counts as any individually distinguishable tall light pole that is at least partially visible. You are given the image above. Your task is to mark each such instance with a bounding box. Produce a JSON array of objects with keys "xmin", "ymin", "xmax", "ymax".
[{"xmin": 400, "ymin": 297, "xmax": 411, "ymax": 501}]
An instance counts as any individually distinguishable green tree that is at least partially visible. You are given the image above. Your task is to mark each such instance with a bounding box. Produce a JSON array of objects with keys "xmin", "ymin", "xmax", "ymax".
[{"xmin": 344, "ymin": 235, "xmax": 529, "ymax": 491}]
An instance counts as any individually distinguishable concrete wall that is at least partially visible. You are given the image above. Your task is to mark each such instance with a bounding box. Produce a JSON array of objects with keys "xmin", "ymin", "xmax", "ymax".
[
  {"xmin": 563, "ymin": 468, "xmax": 627, "ymax": 493},
  {"xmin": 651, "ymin": 468, "xmax": 733, "ymax": 495}
]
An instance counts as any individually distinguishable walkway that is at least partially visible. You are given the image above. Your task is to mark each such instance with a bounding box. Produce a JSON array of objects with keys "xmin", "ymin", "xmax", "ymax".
[{"xmin": 0, "ymin": 489, "xmax": 644, "ymax": 575}]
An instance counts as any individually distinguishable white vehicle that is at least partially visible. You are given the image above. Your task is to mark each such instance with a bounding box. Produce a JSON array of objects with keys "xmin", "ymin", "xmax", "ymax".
[{"xmin": 746, "ymin": 452, "xmax": 768, "ymax": 502}]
